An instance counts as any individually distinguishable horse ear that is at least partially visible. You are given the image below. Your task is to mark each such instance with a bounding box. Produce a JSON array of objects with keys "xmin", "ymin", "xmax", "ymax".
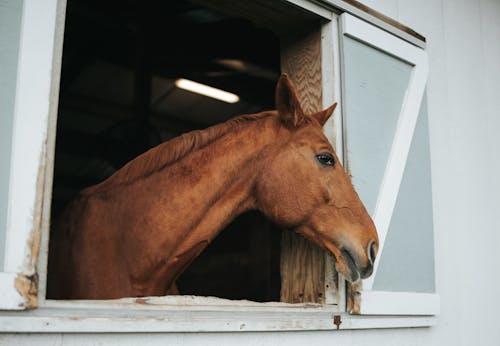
[
  {"xmin": 312, "ymin": 103, "xmax": 337, "ymax": 127},
  {"xmin": 275, "ymin": 74, "xmax": 306, "ymax": 128}
]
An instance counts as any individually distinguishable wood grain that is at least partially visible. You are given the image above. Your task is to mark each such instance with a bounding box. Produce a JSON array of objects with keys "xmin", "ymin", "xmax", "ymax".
[
  {"xmin": 280, "ymin": 29, "xmax": 323, "ymax": 115},
  {"xmin": 280, "ymin": 231, "xmax": 326, "ymax": 303},
  {"xmin": 280, "ymin": 28, "xmax": 326, "ymax": 304}
]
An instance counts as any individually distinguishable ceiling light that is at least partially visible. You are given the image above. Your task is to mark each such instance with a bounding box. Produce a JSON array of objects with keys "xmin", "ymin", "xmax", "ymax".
[{"xmin": 175, "ymin": 78, "xmax": 240, "ymax": 104}]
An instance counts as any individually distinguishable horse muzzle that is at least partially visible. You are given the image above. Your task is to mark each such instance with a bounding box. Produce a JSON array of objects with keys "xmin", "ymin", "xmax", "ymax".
[{"xmin": 339, "ymin": 240, "xmax": 377, "ymax": 282}]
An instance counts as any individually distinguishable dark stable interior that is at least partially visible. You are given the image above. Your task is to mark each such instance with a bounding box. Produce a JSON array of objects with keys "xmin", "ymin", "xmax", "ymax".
[{"xmin": 51, "ymin": 0, "xmax": 283, "ymax": 301}]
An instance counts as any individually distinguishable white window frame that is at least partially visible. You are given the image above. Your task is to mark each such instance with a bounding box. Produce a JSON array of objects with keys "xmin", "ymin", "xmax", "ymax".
[
  {"xmin": 0, "ymin": 0, "xmax": 437, "ymax": 332},
  {"xmin": 0, "ymin": 0, "xmax": 63, "ymax": 311},
  {"xmin": 339, "ymin": 13, "xmax": 439, "ymax": 316}
]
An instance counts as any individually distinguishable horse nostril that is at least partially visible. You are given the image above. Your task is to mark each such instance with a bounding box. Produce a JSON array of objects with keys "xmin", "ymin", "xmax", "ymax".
[{"xmin": 368, "ymin": 240, "xmax": 377, "ymax": 264}]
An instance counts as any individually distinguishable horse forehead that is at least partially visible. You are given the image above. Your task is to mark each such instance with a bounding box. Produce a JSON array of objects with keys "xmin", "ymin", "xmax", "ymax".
[{"xmin": 291, "ymin": 126, "xmax": 332, "ymax": 148}]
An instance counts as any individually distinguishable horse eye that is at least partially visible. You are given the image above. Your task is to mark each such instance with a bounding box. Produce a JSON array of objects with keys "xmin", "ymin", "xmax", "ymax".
[{"xmin": 315, "ymin": 153, "xmax": 335, "ymax": 167}]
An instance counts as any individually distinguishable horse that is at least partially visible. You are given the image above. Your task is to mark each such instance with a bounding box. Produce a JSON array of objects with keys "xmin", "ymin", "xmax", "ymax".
[{"xmin": 47, "ymin": 74, "xmax": 378, "ymax": 299}]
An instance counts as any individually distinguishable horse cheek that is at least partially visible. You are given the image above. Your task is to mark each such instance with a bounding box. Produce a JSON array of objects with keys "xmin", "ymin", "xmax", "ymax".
[
  {"xmin": 256, "ymin": 175, "xmax": 303, "ymax": 227},
  {"xmin": 255, "ymin": 171, "xmax": 287, "ymax": 224}
]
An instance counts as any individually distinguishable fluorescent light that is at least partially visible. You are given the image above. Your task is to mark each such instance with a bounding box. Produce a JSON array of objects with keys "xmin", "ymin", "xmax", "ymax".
[{"xmin": 175, "ymin": 78, "xmax": 240, "ymax": 104}]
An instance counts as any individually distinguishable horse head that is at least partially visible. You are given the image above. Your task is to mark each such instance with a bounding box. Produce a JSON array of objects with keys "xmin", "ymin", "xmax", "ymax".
[{"xmin": 256, "ymin": 74, "xmax": 379, "ymax": 282}]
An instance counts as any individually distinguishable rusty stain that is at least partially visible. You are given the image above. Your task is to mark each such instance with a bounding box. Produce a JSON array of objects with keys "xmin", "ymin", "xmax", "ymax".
[
  {"xmin": 14, "ymin": 273, "xmax": 38, "ymax": 308},
  {"xmin": 347, "ymin": 281, "xmax": 363, "ymax": 314},
  {"xmin": 135, "ymin": 297, "xmax": 149, "ymax": 304},
  {"xmin": 333, "ymin": 315, "xmax": 342, "ymax": 330},
  {"xmin": 12, "ymin": 146, "xmax": 50, "ymax": 308},
  {"xmin": 30, "ymin": 148, "xmax": 48, "ymax": 268}
]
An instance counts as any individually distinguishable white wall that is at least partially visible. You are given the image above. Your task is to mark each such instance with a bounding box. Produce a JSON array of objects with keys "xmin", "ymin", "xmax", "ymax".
[
  {"xmin": 345, "ymin": 1, "xmax": 500, "ymax": 344},
  {"xmin": 368, "ymin": 0, "xmax": 500, "ymax": 344},
  {"xmin": 2, "ymin": 0, "xmax": 500, "ymax": 345}
]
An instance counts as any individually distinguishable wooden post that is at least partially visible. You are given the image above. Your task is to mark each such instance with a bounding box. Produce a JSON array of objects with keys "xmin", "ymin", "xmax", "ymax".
[{"xmin": 279, "ymin": 27, "xmax": 326, "ymax": 304}]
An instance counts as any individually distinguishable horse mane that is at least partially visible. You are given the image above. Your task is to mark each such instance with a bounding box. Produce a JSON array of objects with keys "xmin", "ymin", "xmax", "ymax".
[{"xmin": 84, "ymin": 111, "xmax": 276, "ymax": 194}]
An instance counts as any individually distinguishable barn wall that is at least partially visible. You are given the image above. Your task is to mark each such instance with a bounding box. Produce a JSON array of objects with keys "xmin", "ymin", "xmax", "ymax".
[
  {"xmin": 366, "ymin": 1, "xmax": 500, "ymax": 345},
  {"xmin": 2, "ymin": 0, "xmax": 500, "ymax": 345}
]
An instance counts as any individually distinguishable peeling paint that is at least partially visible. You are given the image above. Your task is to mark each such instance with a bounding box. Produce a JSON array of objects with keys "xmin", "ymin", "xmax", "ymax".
[
  {"xmin": 347, "ymin": 281, "xmax": 362, "ymax": 314},
  {"xmin": 29, "ymin": 147, "xmax": 47, "ymax": 271},
  {"xmin": 13, "ymin": 146, "xmax": 47, "ymax": 309},
  {"xmin": 14, "ymin": 273, "xmax": 38, "ymax": 308},
  {"xmin": 135, "ymin": 298, "xmax": 149, "ymax": 304}
]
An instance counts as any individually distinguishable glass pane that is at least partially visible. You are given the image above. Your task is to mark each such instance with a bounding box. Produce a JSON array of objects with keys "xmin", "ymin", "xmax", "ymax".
[
  {"xmin": 0, "ymin": 0, "xmax": 24, "ymax": 270},
  {"xmin": 343, "ymin": 36, "xmax": 413, "ymax": 214},
  {"xmin": 373, "ymin": 98, "xmax": 435, "ymax": 293}
]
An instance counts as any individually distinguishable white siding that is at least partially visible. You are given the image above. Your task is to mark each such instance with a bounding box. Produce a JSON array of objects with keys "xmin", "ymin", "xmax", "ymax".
[
  {"xmin": 2, "ymin": 0, "xmax": 500, "ymax": 344},
  {"xmin": 0, "ymin": 330, "xmax": 434, "ymax": 346},
  {"xmin": 398, "ymin": 1, "xmax": 500, "ymax": 345}
]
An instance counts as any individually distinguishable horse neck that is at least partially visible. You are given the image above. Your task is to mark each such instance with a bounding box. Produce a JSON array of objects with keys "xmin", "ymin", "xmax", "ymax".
[{"xmin": 141, "ymin": 114, "xmax": 285, "ymax": 281}]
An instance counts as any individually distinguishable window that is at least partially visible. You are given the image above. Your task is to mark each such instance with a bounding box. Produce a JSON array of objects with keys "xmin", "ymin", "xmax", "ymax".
[
  {"xmin": 339, "ymin": 13, "xmax": 439, "ymax": 315},
  {"xmin": 47, "ymin": 0, "xmax": 284, "ymax": 303},
  {"xmin": 0, "ymin": 0, "xmax": 61, "ymax": 310},
  {"xmin": 0, "ymin": 0, "xmax": 438, "ymax": 332}
]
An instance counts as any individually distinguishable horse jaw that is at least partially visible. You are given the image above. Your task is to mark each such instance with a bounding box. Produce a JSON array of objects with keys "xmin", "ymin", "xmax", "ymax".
[
  {"xmin": 294, "ymin": 225, "xmax": 361, "ymax": 283},
  {"xmin": 319, "ymin": 239, "xmax": 361, "ymax": 283}
]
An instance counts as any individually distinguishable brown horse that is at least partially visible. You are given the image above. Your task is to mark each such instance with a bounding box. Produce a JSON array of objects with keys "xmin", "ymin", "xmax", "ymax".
[{"xmin": 47, "ymin": 75, "xmax": 378, "ymax": 299}]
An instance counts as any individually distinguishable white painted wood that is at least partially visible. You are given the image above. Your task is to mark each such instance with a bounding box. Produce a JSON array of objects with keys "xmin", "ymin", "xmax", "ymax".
[
  {"xmin": 327, "ymin": 15, "xmax": 345, "ymax": 164},
  {"xmin": 0, "ymin": 272, "xmax": 26, "ymax": 310},
  {"xmin": 44, "ymin": 295, "xmax": 331, "ymax": 311},
  {"xmin": 0, "ymin": 0, "xmax": 62, "ymax": 310},
  {"xmin": 340, "ymin": 13, "xmax": 428, "ymax": 290},
  {"xmin": 354, "ymin": 290, "xmax": 440, "ymax": 315},
  {"xmin": 319, "ymin": 0, "xmax": 425, "ymax": 48},
  {"xmin": 281, "ymin": 0, "xmax": 427, "ymax": 49},
  {"xmin": 343, "ymin": 314, "xmax": 436, "ymax": 329},
  {"xmin": 4, "ymin": 0, "xmax": 58, "ymax": 273},
  {"xmin": 35, "ymin": 0, "xmax": 67, "ymax": 305},
  {"xmin": 341, "ymin": 13, "xmax": 427, "ymax": 65},
  {"xmin": 321, "ymin": 14, "xmax": 350, "ymax": 309},
  {"xmin": 0, "ymin": 307, "xmax": 436, "ymax": 333}
]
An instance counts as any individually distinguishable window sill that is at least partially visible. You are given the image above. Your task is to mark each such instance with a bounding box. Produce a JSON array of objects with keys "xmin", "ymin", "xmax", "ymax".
[{"xmin": 0, "ymin": 299, "xmax": 437, "ymax": 333}]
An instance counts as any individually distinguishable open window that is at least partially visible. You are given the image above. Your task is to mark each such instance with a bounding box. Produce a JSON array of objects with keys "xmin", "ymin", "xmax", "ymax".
[
  {"xmin": 339, "ymin": 13, "xmax": 439, "ymax": 315},
  {"xmin": 47, "ymin": 0, "xmax": 285, "ymax": 303},
  {"xmin": 41, "ymin": 0, "xmax": 337, "ymax": 306},
  {"xmin": 0, "ymin": 0, "xmax": 438, "ymax": 332}
]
